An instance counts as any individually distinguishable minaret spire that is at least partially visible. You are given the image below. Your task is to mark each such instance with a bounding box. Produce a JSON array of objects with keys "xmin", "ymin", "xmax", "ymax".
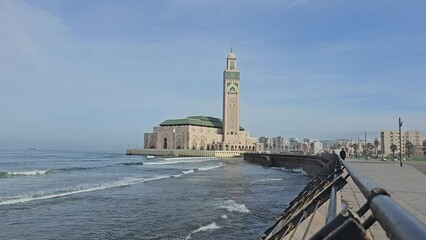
[{"xmin": 222, "ymin": 49, "xmax": 240, "ymax": 148}]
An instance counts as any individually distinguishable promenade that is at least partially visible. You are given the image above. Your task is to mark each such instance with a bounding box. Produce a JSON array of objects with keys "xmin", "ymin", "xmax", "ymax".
[{"xmin": 341, "ymin": 158, "xmax": 426, "ymax": 239}]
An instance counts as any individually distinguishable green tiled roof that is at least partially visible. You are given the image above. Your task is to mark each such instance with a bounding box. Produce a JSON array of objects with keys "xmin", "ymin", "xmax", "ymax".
[{"xmin": 159, "ymin": 115, "xmax": 245, "ymax": 131}]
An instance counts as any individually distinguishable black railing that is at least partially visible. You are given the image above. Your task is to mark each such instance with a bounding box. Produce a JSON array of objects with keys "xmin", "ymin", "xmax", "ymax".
[
  {"xmin": 339, "ymin": 159, "xmax": 426, "ymax": 240},
  {"xmin": 249, "ymin": 153, "xmax": 426, "ymax": 240}
]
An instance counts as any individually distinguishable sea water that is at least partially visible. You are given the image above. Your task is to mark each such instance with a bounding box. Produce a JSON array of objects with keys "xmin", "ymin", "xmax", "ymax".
[{"xmin": 0, "ymin": 150, "xmax": 310, "ymax": 239}]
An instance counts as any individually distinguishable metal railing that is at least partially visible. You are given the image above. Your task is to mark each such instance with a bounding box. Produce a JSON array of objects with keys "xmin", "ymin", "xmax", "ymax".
[{"xmin": 255, "ymin": 154, "xmax": 426, "ymax": 240}]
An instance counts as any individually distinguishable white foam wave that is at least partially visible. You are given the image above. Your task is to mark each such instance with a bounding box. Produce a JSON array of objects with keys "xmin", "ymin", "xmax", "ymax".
[
  {"xmin": 186, "ymin": 222, "xmax": 221, "ymax": 239},
  {"xmin": 198, "ymin": 164, "xmax": 224, "ymax": 171},
  {"xmin": 220, "ymin": 214, "xmax": 228, "ymax": 219},
  {"xmin": 182, "ymin": 169, "xmax": 195, "ymax": 174},
  {"xmin": 6, "ymin": 169, "xmax": 50, "ymax": 176},
  {"xmin": 250, "ymin": 178, "xmax": 283, "ymax": 185},
  {"xmin": 214, "ymin": 198, "xmax": 250, "ymax": 214},
  {"xmin": 144, "ymin": 159, "xmax": 215, "ymax": 165},
  {"xmin": 192, "ymin": 221, "xmax": 221, "ymax": 233},
  {"xmin": 290, "ymin": 168, "xmax": 307, "ymax": 175},
  {"xmin": 0, "ymin": 175, "xmax": 172, "ymax": 206},
  {"xmin": 163, "ymin": 157, "xmax": 214, "ymax": 161},
  {"xmin": 273, "ymin": 167, "xmax": 308, "ymax": 175}
]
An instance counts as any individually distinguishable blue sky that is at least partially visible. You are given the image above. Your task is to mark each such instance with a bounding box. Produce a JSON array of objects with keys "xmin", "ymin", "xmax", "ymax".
[{"xmin": 1, "ymin": 0, "xmax": 425, "ymax": 150}]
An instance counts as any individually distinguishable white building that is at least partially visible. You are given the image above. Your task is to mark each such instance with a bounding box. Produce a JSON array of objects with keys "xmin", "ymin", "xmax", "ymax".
[
  {"xmin": 380, "ymin": 129, "xmax": 423, "ymax": 156},
  {"xmin": 310, "ymin": 141, "xmax": 323, "ymax": 155}
]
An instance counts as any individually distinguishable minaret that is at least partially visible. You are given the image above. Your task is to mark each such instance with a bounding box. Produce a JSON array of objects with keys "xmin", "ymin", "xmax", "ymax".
[{"xmin": 223, "ymin": 48, "xmax": 240, "ymax": 147}]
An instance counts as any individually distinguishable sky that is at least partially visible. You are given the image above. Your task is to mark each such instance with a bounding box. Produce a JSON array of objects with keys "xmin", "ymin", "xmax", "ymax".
[{"xmin": 1, "ymin": 0, "xmax": 425, "ymax": 150}]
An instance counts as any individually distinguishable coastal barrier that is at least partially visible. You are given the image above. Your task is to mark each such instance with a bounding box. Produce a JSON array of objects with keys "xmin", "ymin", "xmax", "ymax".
[
  {"xmin": 125, "ymin": 148, "xmax": 245, "ymax": 158},
  {"xmin": 244, "ymin": 153, "xmax": 426, "ymax": 240},
  {"xmin": 244, "ymin": 153, "xmax": 330, "ymax": 176}
]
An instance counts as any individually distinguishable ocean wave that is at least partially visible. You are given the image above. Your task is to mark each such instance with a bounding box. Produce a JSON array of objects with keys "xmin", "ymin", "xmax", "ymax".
[
  {"xmin": 182, "ymin": 169, "xmax": 195, "ymax": 174},
  {"xmin": 56, "ymin": 167, "xmax": 97, "ymax": 172},
  {"xmin": 220, "ymin": 214, "xmax": 228, "ymax": 219},
  {"xmin": 119, "ymin": 162, "xmax": 144, "ymax": 166},
  {"xmin": 214, "ymin": 198, "xmax": 250, "ymax": 214},
  {"xmin": 198, "ymin": 164, "xmax": 224, "ymax": 171},
  {"xmin": 186, "ymin": 222, "xmax": 221, "ymax": 239},
  {"xmin": 163, "ymin": 157, "xmax": 215, "ymax": 161},
  {"xmin": 250, "ymin": 178, "xmax": 283, "ymax": 185},
  {"xmin": 0, "ymin": 175, "xmax": 172, "ymax": 206},
  {"xmin": 144, "ymin": 158, "xmax": 216, "ymax": 165},
  {"xmin": 273, "ymin": 167, "xmax": 308, "ymax": 175},
  {"xmin": 181, "ymin": 164, "xmax": 224, "ymax": 174},
  {"xmin": 0, "ymin": 169, "xmax": 50, "ymax": 178}
]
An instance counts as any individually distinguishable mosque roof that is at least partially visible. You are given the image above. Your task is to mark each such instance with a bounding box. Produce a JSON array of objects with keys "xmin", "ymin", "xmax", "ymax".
[{"xmin": 159, "ymin": 115, "xmax": 245, "ymax": 131}]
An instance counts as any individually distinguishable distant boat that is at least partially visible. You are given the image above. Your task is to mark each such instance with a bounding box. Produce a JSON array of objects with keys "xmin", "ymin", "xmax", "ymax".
[{"xmin": 146, "ymin": 155, "xmax": 155, "ymax": 159}]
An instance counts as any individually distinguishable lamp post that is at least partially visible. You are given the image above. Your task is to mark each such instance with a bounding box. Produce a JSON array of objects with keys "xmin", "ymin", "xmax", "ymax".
[
  {"xmin": 399, "ymin": 117, "xmax": 403, "ymax": 167},
  {"xmin": 357, "ymin": 134, "xmax": 360, "ymax": 159},
  {"xmin": 365, "ymin": 131, "xmax": 367, "ymax": 161}
]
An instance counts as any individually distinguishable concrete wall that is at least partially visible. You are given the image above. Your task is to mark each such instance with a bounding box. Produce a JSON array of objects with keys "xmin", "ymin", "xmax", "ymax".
[
  {"xmin": 126, "ymin": 148, "xmax": 245, "ymax": 158},
  {"xmin": 243, "ymin": 153, "xmax": 330, "ymax": 177}
]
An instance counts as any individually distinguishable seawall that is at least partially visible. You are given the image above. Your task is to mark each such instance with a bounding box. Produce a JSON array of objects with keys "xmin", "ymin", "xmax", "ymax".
[
  {"xmin": 244, "ymin": 153, "xmax": 342, "ymax": 239},
  {"xmin": 243, "ymin": 153, "xmax": 330, "ymax": 177},
  {"xmin": 126, "ymin": 148, "xmax": 246, "ymax": 158}
]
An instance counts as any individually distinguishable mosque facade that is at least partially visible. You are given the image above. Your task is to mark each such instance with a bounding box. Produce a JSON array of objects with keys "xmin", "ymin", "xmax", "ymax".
[{"xmin": 143, "ymin": 50, "xmax": 260, "ymax": 152}]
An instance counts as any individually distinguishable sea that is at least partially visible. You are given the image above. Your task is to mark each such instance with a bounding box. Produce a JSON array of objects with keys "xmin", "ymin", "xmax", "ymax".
[{"xmin": 0, "ymin": 149, "xmax": 310, "ymax": 240}]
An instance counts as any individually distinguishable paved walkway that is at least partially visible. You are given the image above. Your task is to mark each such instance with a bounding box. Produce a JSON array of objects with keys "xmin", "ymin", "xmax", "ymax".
[{"xmin": 340, "ymin": 159, "xmax": 426, "ymax": 239}]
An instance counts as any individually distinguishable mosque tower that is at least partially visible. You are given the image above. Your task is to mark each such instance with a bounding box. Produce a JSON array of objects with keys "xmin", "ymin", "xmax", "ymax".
[{"xmin": 222, "ymin": 48, "xmax": 240, "ymax": 147}]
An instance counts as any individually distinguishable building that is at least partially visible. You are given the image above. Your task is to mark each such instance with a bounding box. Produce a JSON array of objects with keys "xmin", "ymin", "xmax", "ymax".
[
  {"xmin": 310, "ymin": 141, "xmax": 323, "ymax": 155},
  {"xmin": 259, "ymin": 137, "xmax": 272, "ymax": 151},
  {"xmin": 273, "ymin": 136, "xmax": 288, "ymax": 151},
  {"xmin": 143, "ymin": 49, "xmax": 260, "ymax": 152},
  {"xmin": 380, "ymin": 129, "xmax": 423, "ymax": 156}
]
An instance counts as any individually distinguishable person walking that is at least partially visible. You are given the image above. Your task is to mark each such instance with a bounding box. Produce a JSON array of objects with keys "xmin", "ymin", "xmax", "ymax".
[{"xmin": 340, "ymin": 148, "xmax": 347, "ymax": 160}]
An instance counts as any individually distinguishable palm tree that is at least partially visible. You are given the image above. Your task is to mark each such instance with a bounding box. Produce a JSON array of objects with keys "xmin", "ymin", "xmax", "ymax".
[
  {"xmin": 374, "ymin": 138, "xmax": 380, "ymax": 156},
  {"xmin": 405, "ymin": 141, "xmax": 413, "ymax": 158},
  {"xmin": 366, "ymin": 142, "xmax": 374, "ymax": 157},
  {"xmin": 423, "ymin": 140, "xmax": 426, "ymax": 159},
  {"xmin": 390, "ymin": 144, "xmax": 397, "ymax": 158},
  {"xmin": 352, "ymin": 143, "xmax": 359, "ymax": 158}
]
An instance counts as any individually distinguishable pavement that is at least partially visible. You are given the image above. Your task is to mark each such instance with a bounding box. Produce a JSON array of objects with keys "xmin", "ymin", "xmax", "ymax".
[{"xmin": 340, "ymin": 158, "xmax": 426, "ymax": 239}]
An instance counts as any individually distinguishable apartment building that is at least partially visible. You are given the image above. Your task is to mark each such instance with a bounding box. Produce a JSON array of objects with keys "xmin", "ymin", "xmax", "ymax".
[{"xmin": 380, "ymin": 130, "xmax": 423, "ymax": 156}]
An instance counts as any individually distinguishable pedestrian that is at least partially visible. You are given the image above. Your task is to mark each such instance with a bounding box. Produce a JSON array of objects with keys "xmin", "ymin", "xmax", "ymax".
[{"xmin": 340, "ymin": 148, "xmax": 347, "ymax": 160}]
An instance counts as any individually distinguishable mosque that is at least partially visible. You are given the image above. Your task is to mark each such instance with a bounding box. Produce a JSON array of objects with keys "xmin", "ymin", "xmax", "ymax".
[{"xmin": 143, "ymin": 49, "xmax": 261, "ymax": 152}]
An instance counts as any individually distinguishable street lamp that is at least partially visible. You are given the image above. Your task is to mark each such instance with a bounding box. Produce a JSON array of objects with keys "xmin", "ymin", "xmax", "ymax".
[
  {"xmin": 365, "ymin": 131, "xmax": 367, "ymax": 161},
  {"xmin": 399, "ymin": 117, "xmax": 403, "ymax": 167}
]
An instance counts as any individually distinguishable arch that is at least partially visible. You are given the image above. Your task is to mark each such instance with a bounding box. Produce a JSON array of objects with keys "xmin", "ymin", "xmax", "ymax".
[
  {"xmin": 207, "ymin": 146, "xmax": 210, "ymax": 150},
  {"xmin": 163, "ymin": 138, "xmax": 168, "ymax": 149},
  {"xmin": 191, "ymin": 137, "xmax": 197, "ymax": 150},
  {"xmin": 199, "ymin": 136, "xmax": 206, "ymax": 151},
  {"xmin": 160, "ymin": 133, "xmax": 170, "ymax": 149},
  {"xmin": 231, "ymin": 146, "xmax": 234, "ymax": 151},
  {"xmin": 175, "ymin": 136, "xmax": 183, "ymax": 149},
  {"xmin": 149, "ymin": 137, "xmax": 156, "ymax": 149},
  {"xmin": 225, "ymin": 145, "xmax": 229, "ymax": 151}
]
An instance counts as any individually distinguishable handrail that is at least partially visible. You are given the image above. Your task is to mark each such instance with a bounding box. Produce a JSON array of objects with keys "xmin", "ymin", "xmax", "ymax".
[
  {"xmin": 341, "ymin": 159, "xmax": 426, "ymax": 240},
  {"xmin": 325, "ymin": 169, "xmax": 337, "ymax": 224},
  {"xmin": 247, "ymin": 153, "xmax": 426, "ymax": 240}
]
